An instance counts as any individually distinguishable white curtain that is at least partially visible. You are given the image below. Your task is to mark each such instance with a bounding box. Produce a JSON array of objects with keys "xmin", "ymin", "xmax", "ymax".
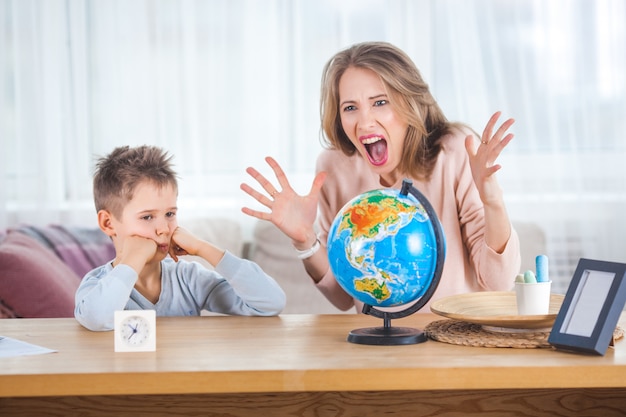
[{"xmin": 2, "ymin": 0, "xmax": 625, "ymax": 290}]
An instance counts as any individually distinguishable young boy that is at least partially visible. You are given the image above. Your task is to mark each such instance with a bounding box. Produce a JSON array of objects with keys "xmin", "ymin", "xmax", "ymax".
[{"xmin": 75, "ymin": 145, "xmax": 286, "ymax": 331}]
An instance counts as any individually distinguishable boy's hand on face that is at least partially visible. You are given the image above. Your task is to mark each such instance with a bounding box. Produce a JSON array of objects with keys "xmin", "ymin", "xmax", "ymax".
[
  {"xmin": 116, "ymin": 235, "xmax": 158, "ymax": 273},
  {"xmin": 169, "ymin": 227, "xmax": 225, "ymax": 266},
  {"xmin": 168, "ymin": 227, "xmax": 200, "ymax": 262}
]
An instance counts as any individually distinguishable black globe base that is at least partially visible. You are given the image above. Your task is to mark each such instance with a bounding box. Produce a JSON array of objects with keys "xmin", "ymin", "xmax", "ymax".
[
  {"xmin": 347, "ymin": 326, "xmax": 427, "ymax": 345},
  {"xmin": 347, "ymin": 309, "xmax": 429, "ymax": 345}
]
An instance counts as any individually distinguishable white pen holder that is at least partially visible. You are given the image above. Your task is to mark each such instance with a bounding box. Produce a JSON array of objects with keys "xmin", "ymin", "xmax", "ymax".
[{"xmin": 515, "ymin": 281, "xmax": 552, "ymax": 315}]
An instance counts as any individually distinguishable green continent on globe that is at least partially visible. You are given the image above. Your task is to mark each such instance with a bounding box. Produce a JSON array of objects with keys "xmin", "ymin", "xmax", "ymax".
[
  {"xmin": 338, "ymin": 193, "xmax": 419, "ymax": 239},
  {"xmin": 354, "ymin": 277, "xmax": 391, "ymax": 301}
]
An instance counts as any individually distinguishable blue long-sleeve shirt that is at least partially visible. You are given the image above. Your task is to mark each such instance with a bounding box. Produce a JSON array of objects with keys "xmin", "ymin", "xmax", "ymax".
[{"xmin": 74, "ymin": 251, "xmax": 286, "ymax": 331}]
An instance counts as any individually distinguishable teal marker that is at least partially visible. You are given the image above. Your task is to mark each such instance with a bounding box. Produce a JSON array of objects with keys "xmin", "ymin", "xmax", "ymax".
[
  {"xmin": 536, "ymin": 255, "xmax": 549, "ymax": 282},
  {"xmin": 523, "ymin": 270, "xmax": 537, "ymax": 283}
]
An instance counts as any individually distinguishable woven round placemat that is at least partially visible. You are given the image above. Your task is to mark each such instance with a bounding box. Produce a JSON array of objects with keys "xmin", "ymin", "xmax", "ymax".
[{"xmin": 424, "ymin": 319, "xmax": 625, "ymax": 349}]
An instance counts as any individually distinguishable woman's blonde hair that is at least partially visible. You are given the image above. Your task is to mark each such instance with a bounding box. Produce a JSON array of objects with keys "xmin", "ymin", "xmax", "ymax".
[{"xmin": 320, "ymin": 41, "xmax": 463, "ymax": 180}]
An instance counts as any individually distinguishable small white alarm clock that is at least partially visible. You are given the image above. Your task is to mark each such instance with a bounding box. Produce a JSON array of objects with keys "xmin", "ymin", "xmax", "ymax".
[{"xmin": 114, "ymin": 310, "xmax": 157, "ymax": 352}]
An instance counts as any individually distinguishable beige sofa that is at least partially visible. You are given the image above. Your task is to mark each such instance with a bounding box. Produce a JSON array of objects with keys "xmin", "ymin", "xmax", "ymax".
[
  {"xmin": 183, "ymin": 217, "xmax": 546, "ymax": 315},
  {"xmin": 181, "ymin": 217, "xmax": 349, "ymax": 314},
  {"xmin": 0, "ymin": 217, "xmax": 545, "ymax": 318}
]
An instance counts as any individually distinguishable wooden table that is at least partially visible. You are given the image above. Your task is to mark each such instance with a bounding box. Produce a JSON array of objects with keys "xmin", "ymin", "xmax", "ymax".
[{"xmin": 1, "ymin": 313, "xmax": 625, "ymax": 416}]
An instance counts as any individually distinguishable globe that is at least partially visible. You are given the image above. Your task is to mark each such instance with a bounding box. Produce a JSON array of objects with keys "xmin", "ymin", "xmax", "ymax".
[{"xmin": 327, "ymin": 180, "xmax": 446, "ymax": 345}]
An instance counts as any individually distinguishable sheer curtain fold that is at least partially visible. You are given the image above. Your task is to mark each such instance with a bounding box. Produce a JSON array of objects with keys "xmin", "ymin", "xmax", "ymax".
[
  {"xmin": 1, "ymin": 0, "xmax": 625, "ymax": 287},
  {"xmin": 1, "ymin": 0, "xmax": 91, "ymax": 228}
]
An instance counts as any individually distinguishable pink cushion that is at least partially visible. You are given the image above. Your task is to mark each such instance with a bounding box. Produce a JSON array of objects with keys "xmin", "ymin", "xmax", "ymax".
[{"xmin": 0, "ymin": 232, "xmax": 79, "ymax": 318}]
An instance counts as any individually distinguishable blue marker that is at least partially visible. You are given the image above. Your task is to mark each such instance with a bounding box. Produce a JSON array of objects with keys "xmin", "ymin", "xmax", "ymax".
[{"xmin": 535, "ymin": 255, "xmax": 549, "ymax": 283}]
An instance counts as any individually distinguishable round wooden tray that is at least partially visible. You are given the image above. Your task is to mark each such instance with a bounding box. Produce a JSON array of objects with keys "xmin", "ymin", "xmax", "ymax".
[{"xmin": 430, "ymin": 291, "xmax": 565, "ymax": 329}]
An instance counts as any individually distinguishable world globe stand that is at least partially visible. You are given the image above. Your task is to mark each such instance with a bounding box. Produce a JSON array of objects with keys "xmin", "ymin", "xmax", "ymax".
[
  {"xmin": 345, "ymin": 180, "xmax": 446, "ymax": 346},
  {"xmin": 347, "ymin": 307, "xmax": 428, "ymax": 345}
]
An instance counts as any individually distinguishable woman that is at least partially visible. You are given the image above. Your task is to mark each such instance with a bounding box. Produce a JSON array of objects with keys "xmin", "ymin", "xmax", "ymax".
[{"xmin": 241, "ymin": 41, "xmax": 520, "ymax": 313}]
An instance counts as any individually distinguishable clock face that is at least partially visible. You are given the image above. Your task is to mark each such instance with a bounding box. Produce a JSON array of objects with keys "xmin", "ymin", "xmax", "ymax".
[
  {"xmin": 120, "ymin": 316, "xmax": 151, "ymax": 346},
  {"xmin": 114, "ymin": 310, "xmax": 156, "ymax": 352}
]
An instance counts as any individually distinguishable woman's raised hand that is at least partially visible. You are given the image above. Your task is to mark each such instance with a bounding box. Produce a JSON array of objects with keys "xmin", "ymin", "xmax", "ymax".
[
  {"xmin": 240, "ymin": 156, "xmax": 326, "ymax": 246},
  {"xmin": 464, "ymin": 111, "xmax": 515, "ymax": 206}
]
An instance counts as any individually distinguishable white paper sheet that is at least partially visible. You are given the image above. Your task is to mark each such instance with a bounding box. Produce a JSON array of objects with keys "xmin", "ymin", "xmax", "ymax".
[{"xmin": 0, "ymin": 336, "xmax": 57, "ymax": 358}]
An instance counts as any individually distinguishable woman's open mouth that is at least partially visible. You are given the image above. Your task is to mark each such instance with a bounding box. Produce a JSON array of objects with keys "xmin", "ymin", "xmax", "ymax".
[{"xmin": 361, "ymin": 135, "xmax": 388, "ymax": 166}]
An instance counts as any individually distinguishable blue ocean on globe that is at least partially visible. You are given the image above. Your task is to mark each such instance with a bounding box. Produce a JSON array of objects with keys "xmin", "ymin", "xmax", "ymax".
[{"xmin": 327, "ymin": 188, "xmax": 444, "ymax": 307}]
